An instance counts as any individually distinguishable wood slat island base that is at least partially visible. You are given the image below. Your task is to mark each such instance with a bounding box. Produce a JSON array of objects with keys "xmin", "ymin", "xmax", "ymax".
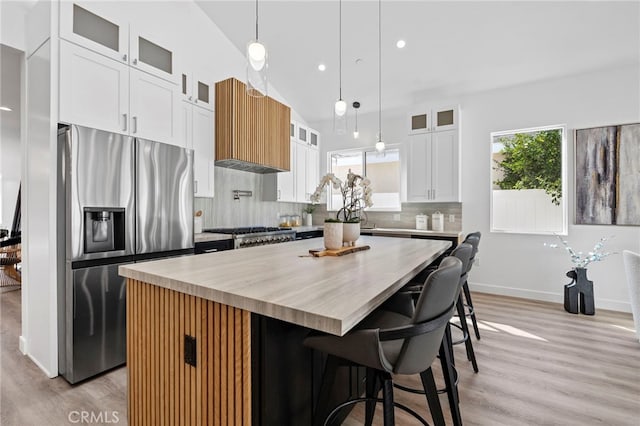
[
  {"xmin": 127, "ymin": 279, "xmax": 251, "ymax": 425},
  {"xmin": 120, "ymin": 237, "xmax": 451, "ymax": 425}
]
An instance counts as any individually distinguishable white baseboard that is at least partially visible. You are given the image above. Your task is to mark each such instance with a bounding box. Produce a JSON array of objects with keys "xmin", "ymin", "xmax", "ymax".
[
  {"xmin": 19, "ymin": 335, "xmax": 27, "ymax": 354},
  {"xmin": 26, "ymin": 352, "xmax": 57, "ymax": 378},
  {"xmin": 469, "ymin": 281, "xmax": 632, "ymax": 313}
]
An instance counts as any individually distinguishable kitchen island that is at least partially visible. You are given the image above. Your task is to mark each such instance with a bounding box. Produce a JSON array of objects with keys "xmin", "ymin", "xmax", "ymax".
[{"xmin": 119, "ymin": 236, "xmax": 451, "ymax": 425}]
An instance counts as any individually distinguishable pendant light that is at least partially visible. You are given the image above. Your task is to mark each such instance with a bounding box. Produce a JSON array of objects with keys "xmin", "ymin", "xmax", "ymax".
[
  {"xmin": 352, "ymin": 101, "xmax": 360, "ymax": 139},
  {"xmin": 375, "ymin": 0, "xmax": 385, "ymax": 152},
  {"xmin": 333, "ymin": 0, "xmax": 347, "ymax": 134},
  {"xmin": 246, "ymin": 0, "xmax": 267, "ymax": 97}
]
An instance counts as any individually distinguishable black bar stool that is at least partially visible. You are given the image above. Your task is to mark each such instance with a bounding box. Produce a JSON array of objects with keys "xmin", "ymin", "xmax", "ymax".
[{"xmin": 304, "ymin": 257, "xmax": 463, "ymax": 426}]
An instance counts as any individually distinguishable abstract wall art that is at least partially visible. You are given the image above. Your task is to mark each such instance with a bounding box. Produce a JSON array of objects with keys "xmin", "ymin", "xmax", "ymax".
[{"xmin": 575, "ymin": 123, "xmax": 640, "ymax": 225}]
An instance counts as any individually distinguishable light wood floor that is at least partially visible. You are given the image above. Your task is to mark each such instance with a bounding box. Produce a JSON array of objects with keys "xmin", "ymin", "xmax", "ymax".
[{"xmin": 1, "ymin": 289, "xmax": 638, "ymax": 425}]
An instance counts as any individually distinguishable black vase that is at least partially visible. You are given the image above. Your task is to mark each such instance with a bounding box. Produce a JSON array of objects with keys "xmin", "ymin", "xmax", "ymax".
[{"xmin": 564, "ymin": 267, "xmax": 595, "ymax": 315}]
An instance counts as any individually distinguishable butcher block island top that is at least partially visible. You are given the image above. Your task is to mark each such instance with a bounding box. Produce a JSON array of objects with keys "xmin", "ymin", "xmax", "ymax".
[{"xmin": 119, "ymin": 236, "xmax": 450, "ymax": 336}]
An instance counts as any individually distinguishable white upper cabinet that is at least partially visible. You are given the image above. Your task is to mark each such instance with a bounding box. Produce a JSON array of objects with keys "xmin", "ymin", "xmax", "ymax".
[
  {"xmin": 60, "ymin": 2, "xmax": 129, "ymax": 64},
  {"xmin": 305, "ymin": 146, "xmax": 319, "ymax": 199},
  {"xmin": 60, "ymin": 1, "xmax": 178, "ymax": 83},
  {"xmin": 192, "ymin": 105, "xmax": 215, "ymax": 197},
  {"xmin": 130, "ymin": 27, "xmax": 176, "ymax": 83},
  {"xmin": 294, "ymin": 140, "xmax": 308, "ymax": 202},
  {"xmin": 179, "ymin": 100, "xmax": 215, "ymax": 197},
  {"xmin": 408, "ymin": 105, "xmax": 458, "ymax": 134},
  {"xmin": 308, "ymin": 128, "xmax": 320, "ymax": 149},
  {"xmin": 59, "ymin": 40, "xmax": 129, "ymax": 133},
  {"xmin": 430, "ymin": 130, "xmax": 459, "ymax": 201},
  {"xmin": 433, "ymin": 106, "xmax": 458, "ymax": 132},
  {"xmin": 180, "ymin": 71, "xmax": 215, "ymax": 111},
  {"xmin": 406, "ymin": 130, "xmax": 459, "ymax": 202},
  {"xmin": 297, "ymin": 124, "xmax": 308, "ymax": 145},
  {"xmin": 277, "ymin": 140, "xmax": 296, "ymax": 202},
  {"xmin": 130, "ymin": 68, "xmax": 179, "ymax": 145},
  {"xmin": 59, "ymin": 40, "xmax": 179, "ymax": 146}
]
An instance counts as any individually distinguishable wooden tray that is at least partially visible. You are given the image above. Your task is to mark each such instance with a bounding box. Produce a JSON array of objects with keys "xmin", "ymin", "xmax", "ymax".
[{"xmin": 308, "ymin": 245, "xmax": 371, "ymax": 257}]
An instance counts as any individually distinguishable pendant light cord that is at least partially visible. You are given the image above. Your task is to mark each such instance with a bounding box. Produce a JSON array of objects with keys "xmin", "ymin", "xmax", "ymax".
[
  {"xmin": 339, "ymin": 0, "xmax": 343, "ymax": 100},
  {"xmin": 255, "ymin": 0, "xmax": 259, "ymax": 40},
  {"xmin": 378, "ymin": 0, "xmax": 382, "ymax": 142}
]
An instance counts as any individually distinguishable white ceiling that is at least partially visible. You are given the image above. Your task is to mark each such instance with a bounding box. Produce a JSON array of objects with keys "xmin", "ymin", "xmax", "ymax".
[{"xmin": 196, "ymin": 0, "xmax": 640, "ymax": 123}]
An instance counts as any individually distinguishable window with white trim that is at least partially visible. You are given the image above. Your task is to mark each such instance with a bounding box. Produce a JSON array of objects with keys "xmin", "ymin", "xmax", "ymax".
[{"xmin": 327, "ymin": 147, "xmax": 401, "ymax": 212}]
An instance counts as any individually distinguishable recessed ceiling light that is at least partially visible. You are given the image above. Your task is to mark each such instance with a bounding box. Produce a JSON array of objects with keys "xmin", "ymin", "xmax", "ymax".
[
  {"xmin": 396, "ymin": 40, "xmax": 406, "ymax": 49},
  {"xmin": 318, "ymin": 64, "xmax": 326, "ymax": 71},
  {"xmin": 0, "ymin": 106, "xmax": 12, "ymax": 112}
]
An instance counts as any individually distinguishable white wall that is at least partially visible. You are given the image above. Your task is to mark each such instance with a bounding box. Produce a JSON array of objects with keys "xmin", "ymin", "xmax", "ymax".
[
  {"xmin": 313, "ymin": 63, "xmax": 640, "ymax": 312},
  {"xmin": 0, "ymin": 1, "xmax": 31, "ymax": 51},
  {"xmin": 460, "ymin": 64, "xmax": 640, "ymax": 311},
  {"xmin": 0, "ymin": 45, "xmax": 23, "ymax": 229}
]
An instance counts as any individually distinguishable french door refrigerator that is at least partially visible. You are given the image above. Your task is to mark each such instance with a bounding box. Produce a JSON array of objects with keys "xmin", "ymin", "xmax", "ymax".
[{"xmin": 58, "ymin": 125, "xmax": 193, "ymax": 383}]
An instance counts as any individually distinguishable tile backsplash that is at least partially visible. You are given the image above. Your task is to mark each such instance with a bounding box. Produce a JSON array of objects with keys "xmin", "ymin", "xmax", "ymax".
[
  {"xmin": 194, "ymin": 167, "xmax": 307, "ymax": 228},
  {"xmin": 311, "ymin": 203, "xmax": 462, "ymax": 232},
  {"xmin": 195, "ymin": 167, "xmax": 462, "ymax": 231}
]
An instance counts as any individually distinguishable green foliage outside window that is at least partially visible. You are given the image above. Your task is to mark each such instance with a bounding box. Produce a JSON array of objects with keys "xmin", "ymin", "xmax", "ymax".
[{"xmin": 493, "ymin": 129, "xmax": 562, "ymax": 205}]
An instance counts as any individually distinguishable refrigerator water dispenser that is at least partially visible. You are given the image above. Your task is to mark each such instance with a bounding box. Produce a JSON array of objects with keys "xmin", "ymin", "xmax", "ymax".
[{"xmin": 84, "ymin": 207, "xmax": 125, "ymax": 253}]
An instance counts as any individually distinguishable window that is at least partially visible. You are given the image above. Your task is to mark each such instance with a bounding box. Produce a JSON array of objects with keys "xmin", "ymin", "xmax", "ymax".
[
  {"xmin": 327, "ymin": 147, "xmax": 401, "ymax": 212},
  {"xmin": 490, "ymin": 125, "xmax": 567, "ymax": 234}
]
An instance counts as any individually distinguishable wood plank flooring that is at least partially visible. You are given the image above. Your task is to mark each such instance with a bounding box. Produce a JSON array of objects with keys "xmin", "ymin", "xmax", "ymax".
[{"xmin": 1, "ymin": 289, "xmax": 638, "ymax": 425}]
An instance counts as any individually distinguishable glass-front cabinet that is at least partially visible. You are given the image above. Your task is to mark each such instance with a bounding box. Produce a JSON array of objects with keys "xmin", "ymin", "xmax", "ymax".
[{"xmin": 60, "ymin": 1, "xmax": 178, "ymax": 83}]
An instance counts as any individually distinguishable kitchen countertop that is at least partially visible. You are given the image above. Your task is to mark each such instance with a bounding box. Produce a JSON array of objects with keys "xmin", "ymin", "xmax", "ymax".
[
  {"xmin": 120, "ymin": 236, "xmax": 450, "ymax": 336},
  {"xmin": 361, "ymin": 228, "xmax": 463, "ymax": 239}
]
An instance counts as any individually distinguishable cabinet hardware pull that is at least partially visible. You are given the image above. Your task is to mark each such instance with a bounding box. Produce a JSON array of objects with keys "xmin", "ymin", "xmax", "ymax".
[
  {"xmin": 123, "ymin": 113, "xmax": 127, "ymax": 131},
  {"xmin": 122, "ymin": 54, "xmax": 127, "ymax": 62},
  {"xmin": 203, "ymin": 248, "xmax": 218, "ymax": 253},
  {"xmin": 189, "ymin": 96, "xmax": 193, "ymax": 101},
  {"xmin": 433, "ymin": 189, "xmax": 436, "ymax": 199},
  {"xmin": 194, "ymin": 180, "xmax": 198, "ymax": 193},
  {"xmin": 133, "ymin": 58, "xmax": 138, "ymax": 65},
  {"xmin": 133, "ymin": 116, "xmax": 138, "ymax": 133},
  {"xmin": 277, "ymin": 189, "xmax": 281, "ymax": 200}
]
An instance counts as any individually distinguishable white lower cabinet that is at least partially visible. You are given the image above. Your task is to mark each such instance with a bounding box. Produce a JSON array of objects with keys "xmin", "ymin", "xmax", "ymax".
[
  {"xmin": 179, "ymin": 101, "xmax": 215, "ymax": 197},
  {"xmin": 59, "ymin": 40, "xmax": 179, "ymax": 146},
  {"xmin": 407, "ymin": 130, "xmax": 459, "ymax": 202}
]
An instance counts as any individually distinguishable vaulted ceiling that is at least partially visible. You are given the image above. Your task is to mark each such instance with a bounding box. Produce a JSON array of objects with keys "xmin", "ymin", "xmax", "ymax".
[{"xmin": 197, "ymin": 1, "xmax": 640, "ymax": 123}]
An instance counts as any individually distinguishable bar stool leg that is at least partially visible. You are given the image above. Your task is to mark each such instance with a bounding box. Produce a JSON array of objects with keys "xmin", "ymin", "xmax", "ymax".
[
  {"xmin": 456, "ymin": 295, "xmax": 479, "ymax": 373},
  {"xmin": 440, "ymin": 332, "xmax": 463, "ymax": 426},
  {"xmin": 365, "ymin": 367, "xmax": 380, "ymax": 426},
  {"xmin": 381, "ymin": 373, "xmax": 395, "ymax": 426},
  {"xmin": 420, "ymin": 368, "xmax": 445, "ymax": 426},
  {"xmin": 463, "ymin": 281, "xmax": 481, "ymax": 340}
]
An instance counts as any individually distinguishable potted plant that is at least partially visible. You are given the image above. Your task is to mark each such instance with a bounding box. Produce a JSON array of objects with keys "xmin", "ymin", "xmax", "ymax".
[
  {"xmin": 323, "ymin": 218, "xmax": 343, "ymax": 250},
  {"xmin": 311, "ymin": 170, "xmax": 373, "ymax": 246}
]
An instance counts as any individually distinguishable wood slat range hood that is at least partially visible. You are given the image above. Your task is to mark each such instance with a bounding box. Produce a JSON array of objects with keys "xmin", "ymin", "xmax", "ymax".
[{"xmin": 215, "ymin": 78, "xmax": 291, "ymax": 173}]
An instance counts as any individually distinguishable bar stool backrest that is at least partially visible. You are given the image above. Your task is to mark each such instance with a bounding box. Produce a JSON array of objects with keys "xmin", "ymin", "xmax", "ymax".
[{"xmin": 394, "ymin": 257, "xmax": 462, "ymax": 375}]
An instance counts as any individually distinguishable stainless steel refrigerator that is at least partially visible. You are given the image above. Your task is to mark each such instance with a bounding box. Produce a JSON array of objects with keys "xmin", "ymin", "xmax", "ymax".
[{"xmin": 57, "ymin": 125, "xmax": 193, "ymax": 383}]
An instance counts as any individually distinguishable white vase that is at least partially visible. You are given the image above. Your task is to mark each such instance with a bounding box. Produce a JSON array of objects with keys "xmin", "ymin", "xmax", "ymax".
[
  {"xmin": 323, "ymin": 222, "xmax": 343, "ymax": 250},
  {"xmin": 342, "ymin": 222, "xmax": 360, "ymax": 246},
  {"xmin": 305, "ymin": 213, "xmax": 313, "ymax": 227}
]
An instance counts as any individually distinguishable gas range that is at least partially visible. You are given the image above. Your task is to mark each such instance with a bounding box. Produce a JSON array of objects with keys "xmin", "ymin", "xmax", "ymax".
[{"xmin": 203, "ymin": 226, "xmax": 296, "ymax": 249}]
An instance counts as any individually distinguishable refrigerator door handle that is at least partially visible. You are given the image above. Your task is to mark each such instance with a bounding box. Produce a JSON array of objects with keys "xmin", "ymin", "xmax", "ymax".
[{"xmin": 133, "ymin": 116, "xmax": 138, "ymax": 133}]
